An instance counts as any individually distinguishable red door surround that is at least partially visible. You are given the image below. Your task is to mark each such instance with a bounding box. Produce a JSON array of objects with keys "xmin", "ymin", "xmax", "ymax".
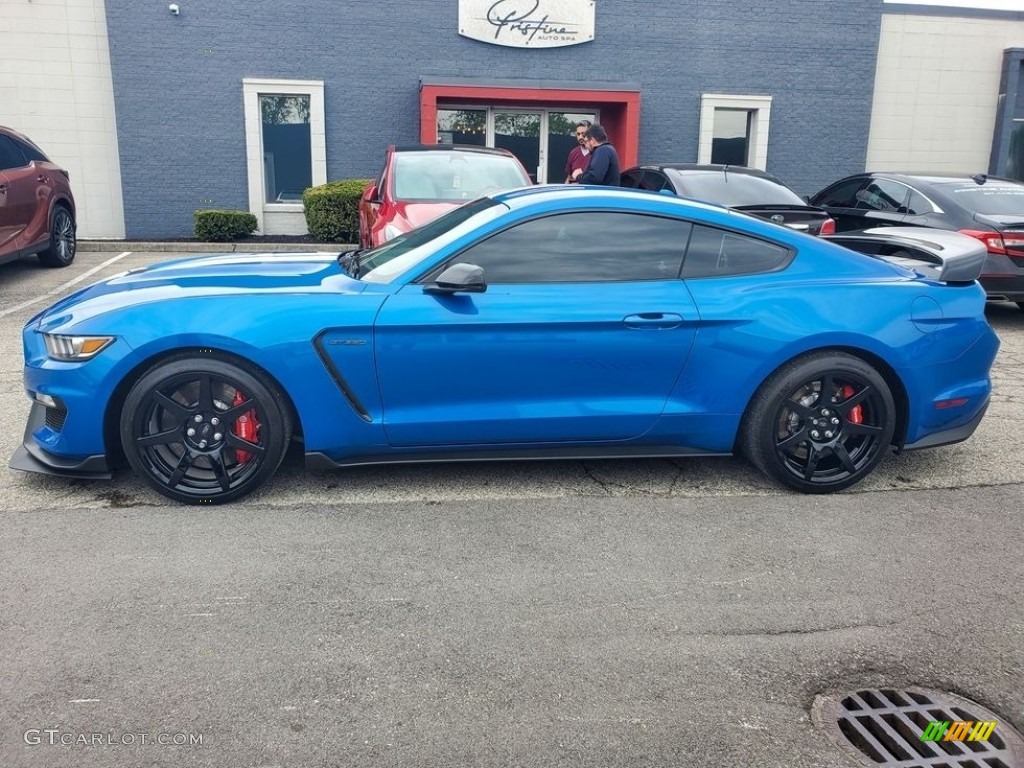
[{"xmin": 419, "ymin": 82, "xmax": 641, "ymax": 169}]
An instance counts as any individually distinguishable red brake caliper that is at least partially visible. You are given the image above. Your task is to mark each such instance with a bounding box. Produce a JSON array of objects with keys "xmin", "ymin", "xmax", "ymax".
[
  {"xmin": 841, "ymin": 385, "xmax": 863, "ymax": 424},
  {"xmin": 232, "ymin": 390, "xmax": 259, "ymax": 463}
]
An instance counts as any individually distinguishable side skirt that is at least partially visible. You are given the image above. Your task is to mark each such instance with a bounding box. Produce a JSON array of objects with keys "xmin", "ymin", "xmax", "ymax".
[{"xmin": 306, "ymin": 445, "xmax": 731, "ymax": 471}]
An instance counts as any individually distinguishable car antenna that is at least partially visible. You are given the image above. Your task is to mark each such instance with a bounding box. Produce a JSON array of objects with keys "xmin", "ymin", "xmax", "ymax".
[{"xmin": 971, "ymin": 173, "xmax": 987, "ymax": 185}]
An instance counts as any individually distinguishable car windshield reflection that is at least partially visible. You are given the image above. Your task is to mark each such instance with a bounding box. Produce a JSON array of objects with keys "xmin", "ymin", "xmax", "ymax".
[
  {"xmin": 360, "ymin": 198, "xmax": 506, "ymax": 283},
  {"xmin": 393, "ymin": 152, "xmax": 531, "ymax": 202}
]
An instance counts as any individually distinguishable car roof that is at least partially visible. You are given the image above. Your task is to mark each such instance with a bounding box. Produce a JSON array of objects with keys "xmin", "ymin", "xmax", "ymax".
[
  {"xmin": 493, "ymin": 184, "xmax": 731, "ymax": 215},
  {"xmin": 628, "ymin": 163, "xmax": 777, "ymax": 179},
  {"xmin": 0, "ymin": 125, "xmax": 47, "ymax": 155},
  {"xmin": 392, "ymin": 144, "xmax": 517, "ymax": 157},
  {"xmin": 862, "ymin": 171, "xmax": 1021, "ymax": 187}
]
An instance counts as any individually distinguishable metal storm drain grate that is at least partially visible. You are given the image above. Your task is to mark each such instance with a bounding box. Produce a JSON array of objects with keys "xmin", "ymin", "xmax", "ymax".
[{"xmin": 812, "ymin": 688, "xmax": 1024, "ymax": 767}]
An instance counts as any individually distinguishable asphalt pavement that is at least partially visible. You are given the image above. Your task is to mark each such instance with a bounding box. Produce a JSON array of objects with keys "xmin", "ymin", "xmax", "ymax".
[{"xmin": 0, "ymin": 247, "xmax": 1022, "ymax": 767}]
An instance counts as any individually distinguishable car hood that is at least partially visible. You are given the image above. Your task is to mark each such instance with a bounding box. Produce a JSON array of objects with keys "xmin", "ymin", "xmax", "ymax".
[
  {"xmin": 33, "ymin": 251, "xmax": 364, "ymax": 331},
  {"xmin": 392, "ymin": 201, "xmax": 460, "ymax": 232}
]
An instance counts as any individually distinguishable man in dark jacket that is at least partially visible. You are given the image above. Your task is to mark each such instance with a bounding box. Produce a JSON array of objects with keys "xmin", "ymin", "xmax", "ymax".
[{"xmin": 571, "ymin": 123, "xmax": 620, "ymax": 186}]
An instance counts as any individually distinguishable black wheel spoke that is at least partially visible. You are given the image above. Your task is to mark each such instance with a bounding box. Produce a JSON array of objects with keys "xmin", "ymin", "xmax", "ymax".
[
  {"xmin": 845, "ymin": 422, "xmax": 883, "ymax": 436},
  {"xmin": 784, "ymin": 399, "xmax": 815, "ymax": 419},
  {"xmin": 802, "ymin": 445, "xmax": 822, "ymax": 481},
  {"xmin": 832, "ymin": 442, "xmax": 859, "ymax": 474},
  {"xmin": 136, "ymin": 428, "xmax": 181, "ymax": 448},
  {"xmin": 167, "ymin": 451, "xmax": 194, "ymax": 488},
  {"xmin": 820, "ymin": 374, "xmax": 836, "ymax": 402},
  {"xmin": 209, "ymin": 452, "xmax": 233, "ymax": 492},
  {"xmin": 197, "ymin": 375, "xmax": 214, "ymax": 412},
  {"xmin": 220, "ymin": 401, "xmax": 256, "ymax": 422},
  {"xmin": 225, "ymin": 431, "xmax": 265, "ymax": 455},
  {"xmin": 777, "ymin": 427, "xmax": 809, "ymax": 452},
  {"xmin": 153, "ymin": 391, "xmax": 191, "ymax": 421},
  {"xmin": 838, "ymin": 384, "xmax": 874, "ymax": 413}
]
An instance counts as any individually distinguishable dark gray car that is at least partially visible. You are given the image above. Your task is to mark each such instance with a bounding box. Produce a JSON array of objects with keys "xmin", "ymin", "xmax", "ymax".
[
  {"xmin": 621, "ymin": 164, "xmax": 836, "ymax": 235},
  {"xmin": 810, "ymin": 172, "xmax": 1024, "ymax": 309}
]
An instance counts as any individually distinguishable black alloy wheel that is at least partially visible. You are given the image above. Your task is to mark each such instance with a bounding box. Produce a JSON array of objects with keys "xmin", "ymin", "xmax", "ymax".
[
  {"xmin": 741, "ymin": 352, "xmax": 896, "ymax": 493},
  {"xmin": 120, "ymin": 355, "xmax": 291, "ymax": 504},
  {"xmin": 38, "ymin": 206, "xmax": 76, "ymax": 267}
]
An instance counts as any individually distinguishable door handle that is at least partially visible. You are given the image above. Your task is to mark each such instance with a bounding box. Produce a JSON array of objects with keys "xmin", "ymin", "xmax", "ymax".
[{"xmin": 623, "ymin": 312, "xmax": 684, "ymax": 329}]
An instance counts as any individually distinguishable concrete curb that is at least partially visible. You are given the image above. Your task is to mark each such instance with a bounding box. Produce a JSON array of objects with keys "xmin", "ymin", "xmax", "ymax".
[{"xmin": 79, "ymin": 241, "xmax": 355, "ymax": 253}]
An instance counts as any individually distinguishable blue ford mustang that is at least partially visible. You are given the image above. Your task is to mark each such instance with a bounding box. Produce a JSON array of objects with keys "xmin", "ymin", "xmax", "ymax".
[{"xmin": 10, "ymin": 187, "xmax": 999, "ymax": 504}]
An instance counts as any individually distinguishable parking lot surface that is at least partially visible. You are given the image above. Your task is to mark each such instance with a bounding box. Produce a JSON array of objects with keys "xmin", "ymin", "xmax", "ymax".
[{"xmin": 1, "ymin": 249, "xmax": 1022, "ymax": 768}]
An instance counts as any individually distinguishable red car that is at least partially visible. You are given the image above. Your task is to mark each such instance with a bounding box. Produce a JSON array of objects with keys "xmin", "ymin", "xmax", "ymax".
[
  {"xmin": 0, "ymin": 126, "xmax": 77, "ymax": 268},
  {"xmin": 359, "ymin": 144, "xmax": 532, "ymax": 248}
]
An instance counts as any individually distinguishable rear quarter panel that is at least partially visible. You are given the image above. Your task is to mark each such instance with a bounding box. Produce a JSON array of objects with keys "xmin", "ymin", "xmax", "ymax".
[{"xmin": 669, "ymin": 238, "xmax": 994, "ymax": 450}]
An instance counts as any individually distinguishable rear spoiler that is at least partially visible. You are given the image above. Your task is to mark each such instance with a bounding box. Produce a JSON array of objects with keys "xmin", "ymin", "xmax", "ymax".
[{"xmin": 823, "ymin": 227, "xmax": 987, "ymax": 284}]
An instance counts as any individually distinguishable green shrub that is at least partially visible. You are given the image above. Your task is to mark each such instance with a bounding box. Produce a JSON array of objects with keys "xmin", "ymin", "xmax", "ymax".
[
  {"xmin": 303, "ymin": 179, "xmax": 371, "ymax": 243},
  {"xmin": 194, "ymin": 209, "xmax": 258, "ymax": 241}
]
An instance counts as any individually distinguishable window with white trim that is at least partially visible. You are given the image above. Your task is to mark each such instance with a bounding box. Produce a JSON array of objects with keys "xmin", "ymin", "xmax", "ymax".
[
  {"xmin": 242, "ymin": 79, "xmax": 326, "ymax": 228},
  {"xmin": 698, "ymin": 94, "xmax": 772, "ymax": 170}
]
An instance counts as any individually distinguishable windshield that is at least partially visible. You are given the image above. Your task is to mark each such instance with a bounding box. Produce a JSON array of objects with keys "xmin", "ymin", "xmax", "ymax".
[
  {"xmin": 392, "ymin": 151, "xmax": 531, "ymax": 202},
  {"xmin": 940, "ymin": 181, "xmax": 1024, "ymax": 216},
  {"xmin": 668, "ymin": 169, "xmax": 806, "ymax": 207},
  {"xmin": 360, "ymin": 198, "xmax": 505, "ymax": 284}
]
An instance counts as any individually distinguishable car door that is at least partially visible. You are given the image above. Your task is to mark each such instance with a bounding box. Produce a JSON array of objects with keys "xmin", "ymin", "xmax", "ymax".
[
  {"xmin": 373, "ymin": 210, "xmax": 700, "ymax": 447},
  {"xmin": 812, "ymin": 176, "xmax": 910, "ymax": 231},
  {"xmin": 0, "ymin": 135, "xmax": 36, "ymax": 257}
]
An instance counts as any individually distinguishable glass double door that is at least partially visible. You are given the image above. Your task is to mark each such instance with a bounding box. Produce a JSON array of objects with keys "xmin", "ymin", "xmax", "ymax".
[{"xmin": 436, "ymin": 107, "xmax": 597, "ymax": 184}]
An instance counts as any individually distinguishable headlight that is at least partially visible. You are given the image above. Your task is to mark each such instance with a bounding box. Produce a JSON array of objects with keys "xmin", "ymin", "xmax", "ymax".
[
  {"xmin": 43, "ymin": 334, "xmax": 115, "ymax": 361},
  {"xmin": 382, "ymin": 224, "xmax": 404, "ymax": 242}
]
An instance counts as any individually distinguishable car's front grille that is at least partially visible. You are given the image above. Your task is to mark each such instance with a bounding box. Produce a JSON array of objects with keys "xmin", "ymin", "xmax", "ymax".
[{"xmin": 45, "ymin": 404, "xmax": 68, "ymax": 431}]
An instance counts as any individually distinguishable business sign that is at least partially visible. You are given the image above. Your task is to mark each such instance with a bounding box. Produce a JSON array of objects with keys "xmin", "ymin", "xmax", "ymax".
[{"xmin": 459, "ymin": 0, "xmax": 596, "ymax": 48}]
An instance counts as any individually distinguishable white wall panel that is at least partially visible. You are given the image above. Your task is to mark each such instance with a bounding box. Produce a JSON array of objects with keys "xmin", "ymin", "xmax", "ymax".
[
  {"xmin": 0, "ymin": 0, "xmax": 125, "ymax": 238},
  {"xmin": 867, "ymin": 14, "xmax": 1024, "ymax": 172}
]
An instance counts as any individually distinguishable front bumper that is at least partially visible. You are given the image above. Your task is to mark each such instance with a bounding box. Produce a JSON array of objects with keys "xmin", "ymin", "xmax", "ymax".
[{"xmin": 8, "ymin": 401, "xmax": 111, "ymax": 479}]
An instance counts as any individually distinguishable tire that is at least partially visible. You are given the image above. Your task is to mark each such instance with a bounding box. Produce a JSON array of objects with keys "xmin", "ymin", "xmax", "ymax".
[
  {"xmin": 119, "ymin": 354, "xmax": 292, "ymax": 504},
  {"xmin": 740, "ymin": 351, "xmax": 896, "ymax": 494},
  {"xmin": 37, "ymin": 205, "xmax": 76, "ymax": 268}
]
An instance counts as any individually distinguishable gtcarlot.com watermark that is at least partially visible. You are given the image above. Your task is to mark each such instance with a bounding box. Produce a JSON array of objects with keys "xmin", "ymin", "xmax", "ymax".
[{"xmin": 24, "ymin": 729, "xmax": 204, "ymax": 747}]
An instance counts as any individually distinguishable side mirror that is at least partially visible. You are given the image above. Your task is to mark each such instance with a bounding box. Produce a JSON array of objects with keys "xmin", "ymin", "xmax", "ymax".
[
  {"xmin": 365, "ymin": 183, "xmax": 382, "ymax": 204},
  {"xmin": 424, "ymin": 263, "xmax": 487, "ymax": 295}
]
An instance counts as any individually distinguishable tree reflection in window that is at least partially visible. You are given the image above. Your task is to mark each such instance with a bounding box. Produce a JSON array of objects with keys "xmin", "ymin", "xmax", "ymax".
[{"xmin": 260, "ymin": 95, "xmax": 311, "ymax": 203}]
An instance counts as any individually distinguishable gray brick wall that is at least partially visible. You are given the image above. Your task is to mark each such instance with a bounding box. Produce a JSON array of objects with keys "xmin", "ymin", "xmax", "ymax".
[{"xmin": 105, "ymin": 0, "xmax": 883, "ymax": 238}]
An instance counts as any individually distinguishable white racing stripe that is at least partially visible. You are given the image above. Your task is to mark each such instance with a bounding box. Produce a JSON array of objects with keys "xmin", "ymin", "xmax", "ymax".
[{"xmin": 0, "ymin": 251, "xmax": 134, "ymax": 319}]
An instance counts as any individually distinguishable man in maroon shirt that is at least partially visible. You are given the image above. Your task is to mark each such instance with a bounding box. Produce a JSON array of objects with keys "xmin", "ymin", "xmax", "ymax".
[{"xmin": 563, "ymin": 120, "xmax": 591, "ymax": 183}]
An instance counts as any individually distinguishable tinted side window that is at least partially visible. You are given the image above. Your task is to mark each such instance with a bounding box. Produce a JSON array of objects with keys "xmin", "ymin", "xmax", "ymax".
[
  {"xmin": 812, "ymin": 178, "xmax": 869, "ymax": 208},
  {"xmin": 855, "ymin": 180, "xmax": 910, "ymax": 212},
  {"xmin": 620, "ymin": 170, "xmax": 643, "ymax": 189},
  {"xmin": 0, "ymin": 135, "xmax": 28, "ymax": 171},
  {"xmin": 682, "ymin": 224, "xmax": 792, "ymax": 278},
  {"xmin": 12, "ymin": 138, "xmax": 47, "ymax": 163},
  {"xmin": 905, "ymin": 189, "xmax": 935, "ymax": 215},
  {"xmin": 639, "ymin": 171, "xmax": 672, "ymax": 193},
  {"xmin": 448, "ymin": 212, "xmax": 692, "ymax": 283}
]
